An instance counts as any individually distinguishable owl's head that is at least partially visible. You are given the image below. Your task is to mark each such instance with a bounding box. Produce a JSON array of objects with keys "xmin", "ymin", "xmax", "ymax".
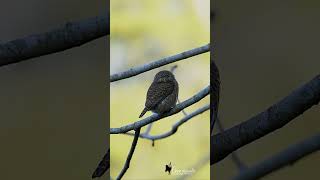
[{"xmin": 154, "ymin": 70, "xmax": 175, "ymax": 83}]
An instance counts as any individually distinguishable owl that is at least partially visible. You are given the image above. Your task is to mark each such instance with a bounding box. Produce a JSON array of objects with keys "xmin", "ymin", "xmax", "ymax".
[{"xmin": 139, "ymin": 70, "xmax": 179, "ymax": 118}]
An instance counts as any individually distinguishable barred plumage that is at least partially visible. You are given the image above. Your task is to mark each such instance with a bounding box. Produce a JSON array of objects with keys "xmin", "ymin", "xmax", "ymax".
[{"xmin": 139, "ymin": 70, "xmax": 179, "ymax": 118}]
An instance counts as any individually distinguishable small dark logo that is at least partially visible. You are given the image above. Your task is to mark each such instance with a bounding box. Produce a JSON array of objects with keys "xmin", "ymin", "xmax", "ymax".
[{"xmin": 165, "ymin": 162, "xmax": 172, "ymax": 175}]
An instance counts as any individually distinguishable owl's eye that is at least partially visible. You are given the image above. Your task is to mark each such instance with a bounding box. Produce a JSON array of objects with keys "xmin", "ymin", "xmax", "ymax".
[
  {"xmin": 158, "ymin": 78, "xmax": 164, "ymax": 82},
  {"xmin": 158, "ymin": 77, "xmax": 167, "ymax": 82}
]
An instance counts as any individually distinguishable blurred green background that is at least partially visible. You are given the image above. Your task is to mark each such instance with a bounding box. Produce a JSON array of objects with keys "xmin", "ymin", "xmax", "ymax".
[
  {"xmin": 212, "ymin": 0, "xmax": 320, "ymax": 179},
  {"xmin": 0, "ymin": 1, "xmax": 107, "ymax": 180},
  {"xmin": 110, "ymin": 0, "xmax": 210, "ymax": 179}
]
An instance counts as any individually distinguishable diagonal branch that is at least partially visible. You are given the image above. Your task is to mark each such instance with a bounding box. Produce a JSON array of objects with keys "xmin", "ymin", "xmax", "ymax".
[
  {"xmin": 216, "ymin": 117, "xmax": 247, "ymax": 170},
  {"xmin": 116, "ymin": 128, "xmax": 141, "ymax": 180},
  {"xmin": 125, "ymin": 104, "xmax": 209, "ymax": 141},
  {"xmin": 110, "ymin": 85, "xmax": 210, "ymax": 134},
  {"xmin": 110, "ymin": 44, "xmax": 210, "ymax": 82},
  {"xmin": 0, "ymin": 14, "xmax": 109, "ymax": 67},
  {"xmin": 92, "ymin": 148, "xmax": 110, "ymax": 178},
  {"xmin": 233, "ymin": 133, "xmax": 320, "ymax": 180},
  {"xmin": 211, "ymin": 74, "xmax": 320, "ymax": 165}
]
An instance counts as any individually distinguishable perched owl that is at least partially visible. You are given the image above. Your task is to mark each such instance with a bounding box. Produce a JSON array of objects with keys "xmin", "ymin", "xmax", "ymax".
[{"xmin": 139, "ymin": 70, "xmax": 179, "ymax": 118}]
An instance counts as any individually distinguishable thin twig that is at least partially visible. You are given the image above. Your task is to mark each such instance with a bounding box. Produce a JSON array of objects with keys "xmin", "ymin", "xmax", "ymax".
[
  {"xmin": 125, "ymin": 104, "xmax": 209, "ymax": 141},
  {"xmin": 0, "ymin": 15, "xmax": 109, "ymax": 67},
  {"xmin": 216, "ymin": 118, "xmax": 247, "ymax": 170},
  {"xmin": 211, "ymin": 74, "xmax": 320, "ymax": 165},
  {"xmin": 143, "ymin": 123, "xmax": 153, "ymax": 135},
  {"xmin": 110, "ymin": 85, "xmax": 210, "ymax": 134},
  {"xmin": 233, "ymin": 133, "xmax": 320, "ymax": 180},
  {"xmin": 110, "ymin": 44, "xmax": 210, "ymax": 82},
  {"xmin": 178, "ymin": 98, "xmax": 188, "ymax": 116},
  {"xmin": 116, "ymin": 128, "xmax": 141, "ymax": 180}
]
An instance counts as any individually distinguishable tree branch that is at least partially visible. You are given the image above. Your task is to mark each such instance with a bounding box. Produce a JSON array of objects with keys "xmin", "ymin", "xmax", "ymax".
[
  {"xmin": 110, "ymin": 44, "xmax": 210, "ymax": 82},
  {"xmin": 216, "ymin": 117, "xmax": 247, "ymax": 170},
  {"xmin": 143, "ymin": 123, "xmax": 153, "ymax": 136},
  {"xmin": 211, "ymin": 74, "xmax": 320, "ymax": 165},
  {"xmin": 233, "ymin": 133, "xmax": 320, "ymax": 180},
  {"xmin": 125, "ymin": 104, "xmax": 209, "ymax": 141},
  {"xmin": 116, "ymin": 128, "xmax": 141, "ymax": 180},
  {"xmin": 110, "ymin": 85, "xmax": 210, "ymax": 134},
  {"xmin": 0, "ymin": 14, "xmax": 109, "ymax": 67},
  {"xmin": 92, "ymin": 148, "xmax": 110, "ymax": 178}
]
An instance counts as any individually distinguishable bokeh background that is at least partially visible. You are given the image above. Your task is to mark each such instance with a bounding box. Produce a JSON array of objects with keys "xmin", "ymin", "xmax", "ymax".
[
  {"xmin": 110, "ymin": 0, "xmax": 210, "ymax": 179},
  {"xmin": 0, "ymin": 1, "xmax": 107, "ymax": 180},
  {"xmin": 212, "ymin": 0, "xmax": 319, "ymax": 179}
]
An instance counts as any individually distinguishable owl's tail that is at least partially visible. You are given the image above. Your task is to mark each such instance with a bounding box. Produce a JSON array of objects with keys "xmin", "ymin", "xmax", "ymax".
[{"xmin": 139, "ymin": 107, "xmax": 148, "ymax": 118}]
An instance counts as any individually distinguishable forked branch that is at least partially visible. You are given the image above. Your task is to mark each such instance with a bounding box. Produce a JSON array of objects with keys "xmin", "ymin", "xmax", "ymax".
[
  {"xmin": 110, "ymin": 85, "xmax": 210, "ymax": 134},
  {"xmin": 125, "ymin": 104, "xmax": 209, "ymax": 141},
  {"xmin": 211, "ymin": 74, "xmax": 320, "ymax": 165}
]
